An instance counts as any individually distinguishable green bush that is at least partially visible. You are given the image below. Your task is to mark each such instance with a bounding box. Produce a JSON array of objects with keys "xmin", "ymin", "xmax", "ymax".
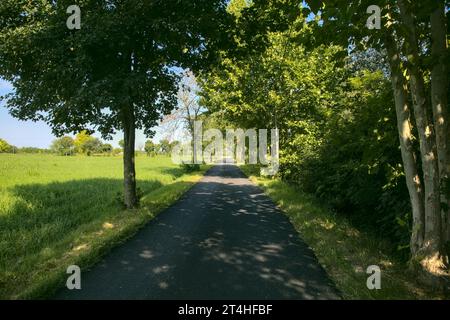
[
  {"xmin": 279, "ymin": 71, "xmax": 411, "ymax": 258},
  {"xmin": 180, "ymin": 163, "xmax": 201, "ymax": 172},
  {"xmin": 0, "ymin": 138, "xmax": 13, "ymax": 153}
]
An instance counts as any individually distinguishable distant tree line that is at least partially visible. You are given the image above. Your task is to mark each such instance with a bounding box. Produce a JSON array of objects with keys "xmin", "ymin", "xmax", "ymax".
[
  {"xmin": 0, "ymin": 138, "xmax": 50, "ymax": 154},
  {"xmin": 1, "ymin": 134, "xmax": 179, "ymax": 157},
  {"xmin": 50, "ymin": 131, "xmax": 178, "ymax": 157},
  {"xmin": 144, "ymin": 139, "xmax": 178, "ymax": 157},
  {"xmin": 50, "ymin": 131, "xmax": 113, "ymax": 156}
]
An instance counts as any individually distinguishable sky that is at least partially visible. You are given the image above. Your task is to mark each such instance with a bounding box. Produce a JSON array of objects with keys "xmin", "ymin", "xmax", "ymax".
[{"xmin": 0, "ymin": 79, "xmax": 165, "ymax": 149}]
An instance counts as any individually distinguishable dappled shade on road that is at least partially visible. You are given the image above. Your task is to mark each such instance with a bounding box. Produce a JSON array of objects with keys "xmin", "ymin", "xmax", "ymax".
[{"xmin": 55, "ymin": 165, "xmax": 340, "ymax": 299}]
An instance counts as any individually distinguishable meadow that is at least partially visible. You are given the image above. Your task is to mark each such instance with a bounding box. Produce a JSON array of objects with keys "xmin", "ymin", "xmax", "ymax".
[{"xmin": 0, "ymin": 154, "xmax": 208, "ymax": 299}]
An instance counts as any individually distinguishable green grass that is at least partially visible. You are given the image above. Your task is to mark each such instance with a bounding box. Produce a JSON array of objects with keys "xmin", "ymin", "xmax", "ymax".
[
  {"xmin": 240, "ymin": 165, "xmax": 447, "ymax": 300},
  {"xmin": 0, "ymin": 154, "xmax": 209, "ymax": 299}
]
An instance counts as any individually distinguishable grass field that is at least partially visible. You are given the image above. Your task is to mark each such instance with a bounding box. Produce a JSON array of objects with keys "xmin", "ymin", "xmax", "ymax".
[
  {"xmin": 240, "ymin": 165, "xmax": 447, "ymax": 300},
  {"xmin": 0, "ymin": 154, "xmax": 208, "ymax": 299}
]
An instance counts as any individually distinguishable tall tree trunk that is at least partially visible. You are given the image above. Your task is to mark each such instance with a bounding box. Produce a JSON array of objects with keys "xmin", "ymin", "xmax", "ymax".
[
  {"xmin": 123, "ymin": 105, "xmax": 138, "ymax": 209},
  {"xmin": 385, "ymin": 34, "xmax": 425, "ymax": 254},
  {"xmin": 430, "ymin": 0, "xmax": 450, "ymax": 246},
  {"xmin": 398, "ymin": 0, "xmax": 444, "ymax": 273}
]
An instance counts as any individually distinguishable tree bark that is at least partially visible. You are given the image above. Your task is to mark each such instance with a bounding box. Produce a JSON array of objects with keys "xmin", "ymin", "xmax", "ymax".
[
  {"xmin": 398, "ymin": 0, "xmax": 444, "ymax": 272},
  {"xmin": 430, "ymin": 0, "xmax": 450, "ymax": 245},
  {"xmin": 122, "ymin": 105, "xmax": 138, "ymax": 209},
  {"xmin": 385, "ymin": 34, "xmax": 425, "ymax": 254}
]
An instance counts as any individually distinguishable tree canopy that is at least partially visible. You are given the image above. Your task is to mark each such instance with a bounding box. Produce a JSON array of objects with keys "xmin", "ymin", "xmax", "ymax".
[
  {"xmin": 0, "ymin": 0, "xmax": 233, "ymax": 208},
  {"xmin": 200, "ymin": 0, "xmax": 450, "ymax": 281}
]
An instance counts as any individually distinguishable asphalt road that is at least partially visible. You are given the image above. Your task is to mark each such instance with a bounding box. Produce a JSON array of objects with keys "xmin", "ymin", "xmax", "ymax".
[{"xmin": 55, "ymin": 164, "xmax": 340, "ymax": 299}]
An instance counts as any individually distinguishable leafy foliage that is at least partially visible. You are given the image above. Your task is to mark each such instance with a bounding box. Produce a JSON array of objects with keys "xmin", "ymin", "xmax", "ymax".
[
  {"xmin": 144, "ymin": 140, "xmax": 157, "ymax": 157},
  {"xmin": 50, "ymin": 136, "xmax": 75, "ymax": 156},
  {"xmin": 0, "ymin": 0, "xmax": 232, "ymax": 137},
  {"xmin": 0, "ymin": 0, "xmax": 234, "ymax": 208},
  {"xmin": 74, "ymin": 130, "xmax": 102, "ymax": 155},
  {"xmin": 200, "ymin": 11, "xmax": 412, "ymax": 257},
  {"xmin": 0, "ymin": 138, "xmax": 13, "ymax": 153}
]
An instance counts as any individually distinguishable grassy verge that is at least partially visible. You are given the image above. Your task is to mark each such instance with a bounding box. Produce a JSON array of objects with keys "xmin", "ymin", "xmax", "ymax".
[
  {"xmin": 240, "ymin": 165, "xmax": 446, "ymax": 300},
  {"xmin": 0, "ymin": 154, "xmax": 210, "ymax": 299}
]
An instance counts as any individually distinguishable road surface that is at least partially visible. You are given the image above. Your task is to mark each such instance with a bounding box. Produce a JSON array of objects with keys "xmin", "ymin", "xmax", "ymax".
[{"xmin": 55, "ymin": 164, "xmax": 340, "ymax": 299}]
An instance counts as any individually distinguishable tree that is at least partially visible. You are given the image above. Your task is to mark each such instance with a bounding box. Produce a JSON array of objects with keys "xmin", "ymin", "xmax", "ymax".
[
  {"xmin": 232, "ymin": 0, "xmax": 449, "ymax": 277},
  {"xmin": 306, "ymin": 0, "xmax": 449, "ymax": 280},
  {"xmin": 83, "ymin": 137, "xmax": 103, "ymax": 155},
  {"xmin": 18, "ymin": 147, "xmax": 50, "ymax": 154},
  {"xmin": 0, "ymin": 1, "xmax": 232, "ymax": 209},
  {"xmin": 101, "ymin": 143, "xmax": 113, "ymax": 154},
  {"xmin": 169, "ymin": 140, "xmax": 181, "ymax": 154},
  {"xmin": 158, "ymin": 139, "xmax": 172, "ymax": 155},
  {"xmin": 144, "ymin": 140, "xmax": 157, "ymax": 157},
  {"xmin": 429, "ymin": 0, "xmax": 449, "ymax": 244},
  {"xmin": 201, "ymin": 12, "xmax": 347, "ymax": 156},
  {"xmin": 0, "ymin": 138, "xmax": 12, "ymax": 153},
  {"xmin": 160, "ymin": 71, "xmax": 204, "ymax": 162},
  {"xmin": 51, "ymin": 136, "xmax": 75, "ymax": 156},
  {"xmin": 74, "ymin": 130, "xmax": 101, "ymax": 155}
]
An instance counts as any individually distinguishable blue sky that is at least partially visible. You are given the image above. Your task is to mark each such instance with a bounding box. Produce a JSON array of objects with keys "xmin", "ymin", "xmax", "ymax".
[{"xmin": 0, "ymin": 78, "xmax": 163, "ymax": 149}]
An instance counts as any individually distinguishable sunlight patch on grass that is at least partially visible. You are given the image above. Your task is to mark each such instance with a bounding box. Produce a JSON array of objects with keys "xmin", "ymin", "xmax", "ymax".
[{"xmin": 102, "ymin": 222, "xmax": 114, "ymax": 229}]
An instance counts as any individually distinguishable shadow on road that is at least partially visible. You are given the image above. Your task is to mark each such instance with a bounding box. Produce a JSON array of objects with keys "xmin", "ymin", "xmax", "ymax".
[{"xmin": 55, "ymin": 165, "xmax": 341, "ymax": 299}]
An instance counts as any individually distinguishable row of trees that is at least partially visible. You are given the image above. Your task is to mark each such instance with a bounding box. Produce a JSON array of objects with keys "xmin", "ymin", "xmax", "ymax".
[
  {"xmin": 0, "ymin": 138, "xmax": 50, "ymax": 154},
  {"xmin": 50, "ymin": 131, "xmax": 113, "ymax": 156},
  {"xmin": 144, "ymin": 139, "xmax": 178, "ymax": 157},
  {"xmin": 1, "ymin": 134, "xmax": 178, "ymax": 157},
  {"xmin": 51, "ymin": 131, "xmax": 177, "ymax": 156},
  {"xmin": 307, "ymin": 0, "xmax": 449, "ymax": 283},
  {"xmin": 199, "ymin": 0, "xmax": 449, "ymax": 283}
]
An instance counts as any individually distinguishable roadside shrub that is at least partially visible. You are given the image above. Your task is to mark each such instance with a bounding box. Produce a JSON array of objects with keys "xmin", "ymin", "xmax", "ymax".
[
  {"xmin": 279, "ymin": 71, "xmax": 411, "ymax": 258},
  {"xmin": 180, "ymin": 163, "xmax": 200, "ymax": 172}
]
